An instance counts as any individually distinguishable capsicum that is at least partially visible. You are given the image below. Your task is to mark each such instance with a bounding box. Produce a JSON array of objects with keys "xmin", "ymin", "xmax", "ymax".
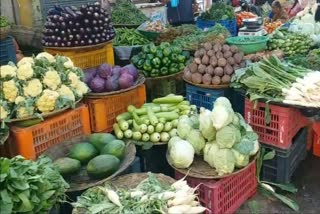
[
  {"xmin": 177, "ymin": 55, "xmax": 186, "ymax": 63},
  {"xmin": 160, "ymin": 42, "xmax": 170, "ymax": 50},
  {"xmin": 149, "ymin": 44, "xmax": 157, "ymax": 54},
  {"xmin": 143, "ymin": 60, "xmax": 152, "ymax": 72},
  {"xmin": 150, "ymin": 69, "xmax": 159, "ymax": 77},
  {"xmin": 152, "ymin": 57, "xmax": 161, "ymax": 68},
  {"xmin": 172, "ymin": 46, "xmax": 182, "ymax": 54},
  {"xmin": 163, "ymin": 48, "xmax": 172, "ymax": 57},
  {"xmin": 142, "ymin": 45, "xmax": 149, "ymax": 53},
  {"xmin": 156, "ymin": 50, "xmax": 164, "ymax": 59},
  {"xmin": 170, "ymin": 53, "xmax": 178, "ymax": 62},
  {"xmin": 137, "ymin": 59, "xmax": 145, "ymax": 69},
  {"xmin": 146, "ymin": 54, "xmax": 154, "ymax": 60},
  {"xmin": 162, "ymin": 57, "xmax": 170, "ymax": 66},
  {"xmin": 160, "ymin": 67, "xmax": 168, "ymax": 76}
]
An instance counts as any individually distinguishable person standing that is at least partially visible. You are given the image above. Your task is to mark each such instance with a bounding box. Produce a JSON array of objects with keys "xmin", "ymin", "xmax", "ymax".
[
  {"xmin": 161, "ymin": 0, "xmax": 195, "ymax": 26},
  {"xmin": 265, "ymin": 1, "xmax": 288, "ymax": 22}
]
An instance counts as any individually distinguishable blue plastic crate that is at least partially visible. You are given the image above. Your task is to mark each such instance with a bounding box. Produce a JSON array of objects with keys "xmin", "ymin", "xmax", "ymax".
[
  {"xmin": 261, "ymin": 127, "xmax": 308, "ymax": 183},
  {"xmin": 196, "ymin": 18, "xmax": 237, "ymax": 36},
  {"xmin": 120, "ymin": 156, "xmax": 142, "ymax": 175},
  {"xmin": 186, "ymin": 84, "xmax": 230, "ymax": 110},
  {"xmin": 40, "ymin": 0, "xmax": 98, "ymax": 20},
  {"xmin": 0, "ymin": 36, "xmax": 16, "ymax": 65}
]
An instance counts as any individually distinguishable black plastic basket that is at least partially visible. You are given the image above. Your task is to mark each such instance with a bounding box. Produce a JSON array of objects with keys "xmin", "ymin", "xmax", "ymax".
[{"xmin": 260, "ymin": 127, "xmax": 308, "ymax": 183}]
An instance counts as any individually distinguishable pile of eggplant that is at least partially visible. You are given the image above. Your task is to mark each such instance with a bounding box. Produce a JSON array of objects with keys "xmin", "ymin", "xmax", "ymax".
[{"xmin": 42, "ymin": 2, "xmax": 115, "ymax": 47}]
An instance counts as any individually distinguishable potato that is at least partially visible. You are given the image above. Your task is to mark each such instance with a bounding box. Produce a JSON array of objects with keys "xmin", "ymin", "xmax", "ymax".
[
  {"xmin": 223, "ymin": 51, "xmax": 232, "ymax": 59},
  {"xmin": 199, "ymin": 48, "xmax": 206, "ymax": 57},
  {"xmin": 202, "ymin": 73, "xmax": 212, "ymax": 85},
  {"xmin": 213, "ymin": 43, "xmax": 222, "ymax": 52},
  {"xmin": 227, "ymin": 57, "xmax": 235, "ymax": 65},
  {"xmin": 218, "ymin": 58, "xmax": 227, "ymax": 67},
  {"xmin": 216, "ymin": 51, "xmax": 224, "ymax": 59},
  {"xmin": 211, "ymin": 76, "xmax": 221, "ymax": 85},
  {"xmin": 210, "ymin": 56, "xmax": 218, "ymax": 67},
  {"xmin": 198, "ymin": 64, "xmax": 206, "ymax": 74},
  {"xmin": 202, "ymin": 55, "xmax": 210, "ymax": 65},
  {"xmin": 230, "ymin": 45, "xmax": 239, "ymax": 53},
  {"xmin": 233, "ymin": 64, "xmax": 240, "ymax": 71},
  {"xmin": 233, "ymin": 53, "xmax": 243, "ymax": 64},
  {"xmin": 205, "ymin": 65, "xmax": 214, "ymax": 75},
  {"xmin": 191, "ymin": 73, "xmax": 202, "ymax": 84},
  {"xmin": 221, "ymin": 75, "xmax": 231, "ymax": 84},
  {"xmin": 184, "ymin": 69, "xmax": 192, "ymax": 81},
  {"xmin": 194, "ymin": 50, "xmax": 201, "ymax": 58},
  {"xmin": 194, "ymin": 57, "xmax": 202, "ymax": 64},
  {"xmin": 203, "ymin": 42, "xmax": 213, "ymax": 51},
  {"xmin": 224, "ymin": 64, "xmax": 234, "ymax": 75},
  {"xmin": 189, "ymin": 63, "xmax": 198, "ymax": 73},
  {"xmin": 214, "ymin": 67, "xmax": 224, "ymax": 77},
  {"xmin": 222, "ymin": 44, "xmax": 230, "ymax": 52},
  {"xmin": 207, "ymin": 50, "xmax": 215, "ymax": 57}
]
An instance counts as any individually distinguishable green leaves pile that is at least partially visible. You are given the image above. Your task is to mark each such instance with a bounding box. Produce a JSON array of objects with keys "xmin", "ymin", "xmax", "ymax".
[
  {"xmin": 200, "ymin": 3, "xmax": 235, "ymax": 21},
  {"xmin": 111, "ymin": 0, "xmax": 148, "ymax": 25},
  {"xmin": 0, "ymin": 156, "xmax": 69, "ymax": 214}
]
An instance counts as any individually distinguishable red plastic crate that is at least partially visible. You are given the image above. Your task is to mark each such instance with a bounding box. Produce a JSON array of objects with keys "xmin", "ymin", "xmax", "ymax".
[
  {"xmin": 244, "ymin": 98, "xmax": 307, "ymax": 149},
  {"xmin": 175, "ymin": 161, "xmax": 257, "ymax": 214},
  {"xmin": 7, "ymin": 104, "xmax": 91, "ymax": 160},
  {"xmin": 313, "ymin": 122, "xmax": 320, "ymax": 157}
]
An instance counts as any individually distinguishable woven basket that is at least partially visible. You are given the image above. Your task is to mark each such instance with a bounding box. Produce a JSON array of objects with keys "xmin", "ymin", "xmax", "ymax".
[
  {"xmin": 72, "ymin": 173, "xmax": 175, "ymax": 214},
  {"xmin": 44, "ymin": 135, "xmax": 136, "ymax": 192}
]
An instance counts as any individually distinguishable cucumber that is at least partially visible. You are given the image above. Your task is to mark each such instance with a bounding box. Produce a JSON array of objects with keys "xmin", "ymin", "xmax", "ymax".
[
  {"xmin": 124, "ymin": 129, "xmax": 133, "ymax": 139},
  {"xmin": 139, "ymin": 124, "xmax": 148, "ymax": 133},
  {"xmin": 119, "ymin": 120, "xmax": 129, "ymax": 131},
  {"xmin": 113, "ymin": 123, "xmax": 124, "ymax": 139},
  {"xmin": 141, "ymin": 133, "xmax": 150, "ymax": 142},
  {"xmin": 150, "ymin": 133, "xmax": 161, "ymax": 143},
  {"xmin": 164, "ymin": 122, "xmax": 173, "ymax": 132},
  {"xmin": 147, "ymin": 125, "xmax": 155, "ymax": 134},
  {"xmin": 116, "ymin": 112, "xmax": 132, "ymax": 122},
  {"xmin": 155, "ymin": 123, "xmax": 164, "ymax": 133},
  {"xmin": 147, "ymin": 108, "xmax": 158, "ymax": 126},
  {"xmin": 132, "ymin": 132, "xmax": 142, "ymax": 141},
  {"xmin": 160, "ymin": 132, "xmax": 170, "ymax": 142}
]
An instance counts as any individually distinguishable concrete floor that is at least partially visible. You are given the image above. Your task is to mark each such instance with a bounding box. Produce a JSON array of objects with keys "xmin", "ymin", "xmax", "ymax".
[{"xmin": 238, "ymin": 154, "xmax": 320, "ymax": 214}]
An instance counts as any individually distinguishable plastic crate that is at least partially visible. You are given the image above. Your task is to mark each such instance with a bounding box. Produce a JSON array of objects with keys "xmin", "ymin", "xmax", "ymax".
[
  {"xmin": 7, "ymin": 104, "xmax": 91, "ymax": 160},
  {"xmin": 145, "ymin": 72, "xmax": 185, "ymax": 102},
  {"xmin": 196, "ymin": 18, "xmax": 237, "ymax": 36},
  {"xmin": 40, "ymin": 0, "xmax": 98, "ymax": 20},
  {"xmin": 44, "ymin": 42, "xmax": 115, "ymax": 69},
  {"xmin": 85, "ymin": 84, "xmax": 146, "ymax": 133},
  {"xmin": 175, "ymin": 161, "xmax": 257, "ymax": 214},
  {"xmin": 261, "ymin": 127, "xmax": 308, "ymax": 183},
  {"xmin": 186, "ymin": 84, "xmax": 230, "ymax": 110},
  {"xmin": 307, "ymin": 124, "xmax": 314, "ymax": 151},
  {"xmin": 313, "ymin": 122, "xmax": 320, "ymax": 157},
  {"xmin": 244, "ymin": 98, "xmax": 307, "ymax": 149},
  {"xmin": 0, "ymin": 36, "xmax": 16, "ymax": 65}
]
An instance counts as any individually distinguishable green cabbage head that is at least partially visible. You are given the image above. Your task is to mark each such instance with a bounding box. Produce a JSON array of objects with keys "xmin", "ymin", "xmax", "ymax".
[
  {"xmin": 203, "ymin": 142, "xmax": 220, "ymax": 168},
  {"xmin": 186, "ymin": 129, "xmax": 206, "ymax": 155},
  {"xmin": 216, "ymin": 125, "xmax": 241, "ymax": 149},
  {"xmin": 232, "ymin": 149, "xmax": 249, "ymax": 168},
  {"xmin": 168, "ymin": 138, "xmax": 195, "ymax": 169},
  {"xmin": 212, "ymin": 148, "xmax": 236, "ymax": 176},
  {"xmin": 199, "ymin": 107, "xmax": 216, "ymax": 141}
]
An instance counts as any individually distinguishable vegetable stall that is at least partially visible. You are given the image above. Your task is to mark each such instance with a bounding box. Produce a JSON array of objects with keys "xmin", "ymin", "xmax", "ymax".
[{"xmin": 1, "ymin": 1, "xmax": 320, "ymax": 214}]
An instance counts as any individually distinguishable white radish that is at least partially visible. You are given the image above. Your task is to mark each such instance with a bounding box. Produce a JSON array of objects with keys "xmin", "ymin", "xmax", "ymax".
[
  {"xmin": 188, "ymin": 206, "xmax": 207, "ymax": 214},
  {"xmin": 260, "ymin": 183, "xmax": 275, "ymax": 193},
  {"xmin": 171, "ymin": 180, "xmax": 188, "ymax": 190},
  {"xmin": 130, "ymin": 191, "xmax": 144, "ymax": 198},
  {"xmin": 190, "ymin": 201, "xmax": 200, "ymax": 206},
  {"xmin": 158, "ymin": 191, "xmax": 175, "ymax": 200},
  {"xmin": 167, "ymin": 205, "xmax": 191, "ymax": 214},
  {"xmin": 141, "ymin": 195, "xmax": 148, "ymax": 202},
  {"xmin": 170, "ymin": 195, "xmax": 196, "ymax": 206},
  {"xmin": 107, "ymin": 190, "xmax": 122, "ymax": 207}
]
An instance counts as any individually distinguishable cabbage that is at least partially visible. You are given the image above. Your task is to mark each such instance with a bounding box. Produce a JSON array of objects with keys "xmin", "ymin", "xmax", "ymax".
[
  {"xmin": 186, "ymin": 129, "xmax": 206, "ymax": 155},
  {"xmin": 250, "ymin": 140, "xmax": 260, "ymax": 156},
  {"xmin": 214, "ymin": 97, "xmax": 232, "ymax": 109},
  {"xmin": 232, "ymin": 149, "xmax": 249, "ymax": 168},
  {"xmin": 122, "ymin": 64, "xmax": 138, "ymax": 81},
  {"xmin": 105, "ymin": 75, "xmax": 119, "ymax": 92},
  {"xmin": 177, "ymin": 116, "xmax": 193, "ymax": 139},
  {"xmin": 97, "ymin": 63, "xmax": 112, "ymax": 79},
  {"xmin": 233, "ymin": 131, "xmax": 259, "ymax": 155},
  {"xmin": 216, "ymin": 125, "xmax": 241, "ymax": 149},
  {"xmin": 89, "ymin": 76, "xmax": 105, "ymax": 93},
  {"xmin": 112, "ymin": 66, "xmax": 121, "ymax": 78},
  {"xmin": 203, "ymin": 143, "xmax": 220, "ymax": 168},
  {"xmin": 213, "ymin": 149, "xmax": 236, "ymax": 176},
  {"xmin": 168, "ymin": 136, "xmax": 183, "ymax": 151},
  {"xmin": 84, "ymin": 68, "xmax": 97, "ymax": 84},
  {"xmin": 168, "ymin": 139, "xmax": 195, "ymax": 169},
  {"xmin": 199, "ymin": 107, "xmax": 216, "ymax": 141},
  {"xmin": 210, "ymin": 105, "xmax": 234, "ymax": 130},
  {"xmin": 118, "ymin": 73, "xmax": 134, "ymax": 89}
]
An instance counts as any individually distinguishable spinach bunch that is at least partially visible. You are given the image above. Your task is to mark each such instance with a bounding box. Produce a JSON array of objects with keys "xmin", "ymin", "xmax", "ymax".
[{"xmin": 0, "ymin": 156, "xmax": 69, "ymax": 214}]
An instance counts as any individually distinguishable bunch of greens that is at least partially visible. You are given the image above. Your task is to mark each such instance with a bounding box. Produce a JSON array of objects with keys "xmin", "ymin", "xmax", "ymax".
[
  {"xmin": 0, "ymin": 156, "xmax": 69, "ymax": 214},
  {"xmin": 111, "ymin": 0, "xmax": 148, "ymax": 25},
  {"xmin": 286, "ymin": 49, "xmax": 320, "ymax": 71},
  {"xmin": 0, "ymin": 16, "xmax": 10, "ymax": 28},
  {"xmin": 156, "ymin": 24, "xmax": 198, "ymax": 44},
  {"xmin": 114, "ymin": 28, "xmax": 150, "ymax": 46},
  {"xmin": 200, "ymin": 2, "xmax": 235, "ymax": 21}
]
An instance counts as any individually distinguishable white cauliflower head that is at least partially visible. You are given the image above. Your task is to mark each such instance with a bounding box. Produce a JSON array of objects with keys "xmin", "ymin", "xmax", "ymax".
[
  {"xmin": 16, "ymin": 63, "xmax": 34, "ymax": 80},
  {"xmin": 23, "ymin": 79, "xmax": 43, "ymax": 97},
  {"xmin": 17, "ymin": 57, "xmax": 34, "ymax": 67},
  {"xmin": 36, "ymin": 89, "xmax": 60, "ymax": 113},
  {"xmin": 36, "ymin": 52, "xmax": 56, "ymax": 63},
  {"xmin": 75, "ymin": 81, "xmax": 89, "ymax": 97},
  {"xmin": 57, "ymin": 85, "xmax": 75, "ymax": 102},
  {"xmin": 63, "ymin": 57, "xmax": 74, "ymax": 68},
  {"xmin": 0, "ymin": 101, "xmax": 10, "ymax": 120},
  {"xmin": 0, "ymin": 64, "xmax": 17, "ymax": 79},
  {"xmin": 16, "ymin": 106, "xmax": 34, "ymax": 119},
  {"xmin": 15, "ymin": 96, "xmax": 26, "ymax": 105},
  {"xmin": 42, "ymin": 69, "xmax": 61, "ymax": 90},
  {"xmin": 68, "ymin": 71, "xmax": 80, "ymax": 88},
  {"xmin": 3, "ymin": 79, "xmax": 19, "ymax": 103}
]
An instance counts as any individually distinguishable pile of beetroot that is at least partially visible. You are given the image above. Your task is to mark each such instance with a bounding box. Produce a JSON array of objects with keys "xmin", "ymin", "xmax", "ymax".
[{"xmin": 85, "ymin": 63, "xmax": 139, "ymax": 93}]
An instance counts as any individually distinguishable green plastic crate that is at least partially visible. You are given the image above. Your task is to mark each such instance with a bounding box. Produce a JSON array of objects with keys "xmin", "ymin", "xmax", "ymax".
[{"xmin": 226, "ymin": 36, "xmax": 268, "ymax": 54}]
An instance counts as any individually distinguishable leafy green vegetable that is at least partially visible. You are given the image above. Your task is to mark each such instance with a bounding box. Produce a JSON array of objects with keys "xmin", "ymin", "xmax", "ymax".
[
  {"xmin": 111, "ymin": 0, "xmax": 148, "ymax": 25},
  {"xmin": 200, "ymin": 3, "xmax": 235, "ymax": 21},
  {"xmin": 216, "ymin": 125, "xmax": 241, "ymax": 149},
  {"xmin": 0, "ymin": 16, "xmax": 10, "ymax": 28},
  {"xmin": 0, "ymin": 156, "xmax": 69, "ymax": 214}
]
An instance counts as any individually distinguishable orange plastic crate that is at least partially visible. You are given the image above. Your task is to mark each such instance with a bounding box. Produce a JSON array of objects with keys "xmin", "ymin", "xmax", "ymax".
[
  {"xmin": 44, "ymin": 42, "xmax": 114, "ymax": 69},
  {"xmin": 85, "ymin": 85, "xmax": 146, "ymax": 133},
  {"xmin": 8, "ymin": 104, "xmax": 91, "ymax": 160},
  {"xmin": 313, "ymin": 122, "xmax": 320, "ymax": 157}
]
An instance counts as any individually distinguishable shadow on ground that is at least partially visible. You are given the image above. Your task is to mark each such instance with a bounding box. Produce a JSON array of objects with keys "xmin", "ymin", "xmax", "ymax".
[{"xmin": 237, "ymin": 154, "xmax": 320, "ymax": 214}]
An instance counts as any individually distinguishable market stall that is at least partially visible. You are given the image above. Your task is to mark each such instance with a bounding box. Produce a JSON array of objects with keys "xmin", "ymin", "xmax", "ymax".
[{"xmin": 1, "ymin": 0, "xmax": 320, "ymax": 213}]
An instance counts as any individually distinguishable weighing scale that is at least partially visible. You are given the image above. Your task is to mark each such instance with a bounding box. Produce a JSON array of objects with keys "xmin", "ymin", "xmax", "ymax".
[{"xmin": 238, "ymin": 17, "xmax": 266, "ymax": 36}]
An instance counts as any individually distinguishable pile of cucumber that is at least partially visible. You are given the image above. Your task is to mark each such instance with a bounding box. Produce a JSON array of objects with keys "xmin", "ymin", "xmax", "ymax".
[
  {"xmin": 113, "ymin": 95, "xmax": 196, "ymax": 143},
  {"xmin": 267, "ymin": 28, "xmax": 313, "ymax": 56}
]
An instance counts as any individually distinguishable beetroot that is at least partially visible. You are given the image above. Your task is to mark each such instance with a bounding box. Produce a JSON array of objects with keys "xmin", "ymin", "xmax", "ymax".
[
  {"xmin": 97, "ymin": 63, "xmax": 112, "ymax": 79},
  {"xmin": 89, "ymin": 76, "xmax": 105, "ymax": 93},
  {"xmin": 118, "ymin": 73, "xmax": 134, "ymax": 89}
]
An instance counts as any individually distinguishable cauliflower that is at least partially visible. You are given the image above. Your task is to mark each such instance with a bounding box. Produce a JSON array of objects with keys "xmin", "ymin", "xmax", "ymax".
[
  {"xmin": 16, "ymin": 63, "xmax": 34, "ymax": 80},
  {"xmin": 16, "ymin": 106, "xmax": 34, "ymax": 119},
  {"xmin": 0, "ymin": 101, "xmax": 10, "ymax": 120},
  {"xmin": 23, "ymin": 79, "xmax": 43, "ymax": 97},
  {"xmin": 15, "ymin": 96, "xmax": 26, "ymax": 105},
  {"xmin": 3, "ymin": 80, "xmax": 19, "ymax": 103},
  {"xmin": 0, "ymin": 64, "xmax": 17, "ymax": 79},
  {"xmin": 63, "ymin": 57, "xmax": 74, "ymax": 68},
  {"xmin": 68, "ymin": 71, "xmax": 80, "ymax": 88},
  {"xmin": 74, "ymin": 81, "xmax": 89, "ymax": 97},
  {"xmin": 57, "ymin": 85, "xmax": 75, "ymax": 101},
  {"xmin": 43, "ymin": 69, "xmax": 61, "ymax": 90},
  {"xmin": 36, "ymin": 89, "xmax": 59, "ymax": 113},
  {"xmin": 17, "ymin": 57, "xmax": 34, "ymax": 67},
  {"xmin": 36, "ymin": 52, "xmax": 56, "ymax": 63}
]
